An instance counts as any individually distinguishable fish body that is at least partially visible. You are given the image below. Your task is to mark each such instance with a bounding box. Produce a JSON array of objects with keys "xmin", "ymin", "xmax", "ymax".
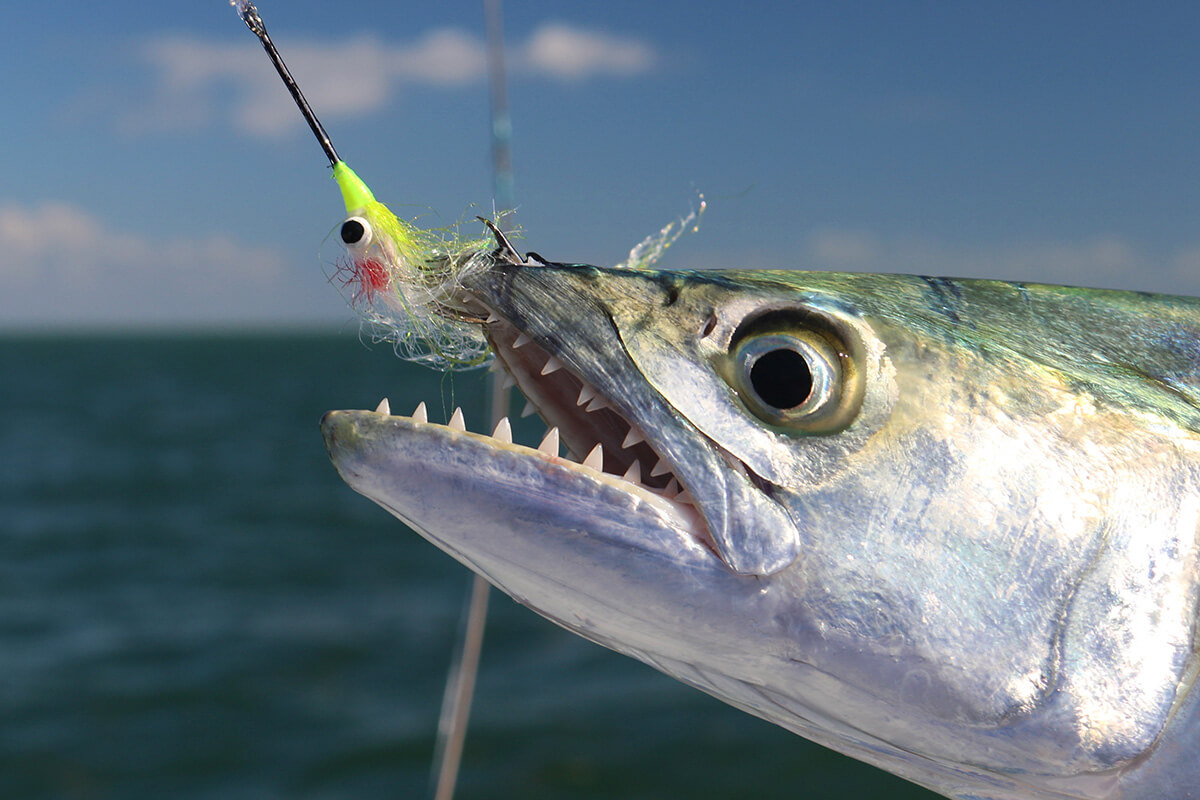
[{"xmin": 322, "ymin": 259, "xmax": 1200, "ymax": 799}]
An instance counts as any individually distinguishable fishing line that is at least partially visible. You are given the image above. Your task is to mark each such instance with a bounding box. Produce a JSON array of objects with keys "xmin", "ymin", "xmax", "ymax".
[{"xmin": 427, "ymin": 4, "xmax": 515, "ymax": 798}]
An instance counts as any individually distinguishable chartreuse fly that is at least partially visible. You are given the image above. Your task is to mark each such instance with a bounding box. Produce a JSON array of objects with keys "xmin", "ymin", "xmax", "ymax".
[{"xmin": 233, "ymin": 0, "xmax": 498, "ymax": 367}]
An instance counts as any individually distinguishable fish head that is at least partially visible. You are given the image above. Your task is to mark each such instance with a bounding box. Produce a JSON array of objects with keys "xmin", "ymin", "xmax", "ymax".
[
  {"xmin": 323, "ymin": 260, "xmax": 899, "ymax": 656},
  {"xmin": 322, "ymin": 257, "xmax": 1200, "ymax": 799},
  {"xmin": 459, "ymin": 260, "xmax": 902, "ymax": 577}
]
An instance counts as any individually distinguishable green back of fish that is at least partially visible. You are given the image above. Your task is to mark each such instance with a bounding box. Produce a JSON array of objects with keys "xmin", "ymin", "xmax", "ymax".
[{"xmin": 708, "ymin": 270, "xmax": 1200, "ymax": 433}]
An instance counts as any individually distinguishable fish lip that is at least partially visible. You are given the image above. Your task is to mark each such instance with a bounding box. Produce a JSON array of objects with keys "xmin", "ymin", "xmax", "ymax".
[{"xmin": 481, "ymin": 311, "xmax": 725, "ymax": 559}]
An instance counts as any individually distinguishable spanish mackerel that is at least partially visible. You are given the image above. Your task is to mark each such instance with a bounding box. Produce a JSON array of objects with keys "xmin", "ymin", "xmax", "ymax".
[
  {"xmin": 227, "ymin": 3, "xmax": 1200, "ymax": 795},
  {"xmin": 323, "ymin": 256, "xmax": 1200, "ymax": 800}
]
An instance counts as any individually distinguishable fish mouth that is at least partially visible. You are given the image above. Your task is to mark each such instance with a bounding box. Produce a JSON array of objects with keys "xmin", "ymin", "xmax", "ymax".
[
  {"xmin": 324, "ymin": 308, "xmax": 722, "ymax": 561},
  {"xmin": 481, "ymin": 313, "xmax": 722, "ymax": 557}
]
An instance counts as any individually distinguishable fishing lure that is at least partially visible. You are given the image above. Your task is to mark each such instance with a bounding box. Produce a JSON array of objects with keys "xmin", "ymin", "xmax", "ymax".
[
  {"xmin": 234, "ymin": 0, "xmax": 499, "ymax": 367},
  {"xmin": 233, "ymin": 0, "xmax": 702, "ymax": 368}
]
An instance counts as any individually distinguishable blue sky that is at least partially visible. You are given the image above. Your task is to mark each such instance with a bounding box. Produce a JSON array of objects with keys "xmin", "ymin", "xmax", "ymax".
[{"xmin": 3, "ymin": 1, "xmax": 1199, "ymax": 328}]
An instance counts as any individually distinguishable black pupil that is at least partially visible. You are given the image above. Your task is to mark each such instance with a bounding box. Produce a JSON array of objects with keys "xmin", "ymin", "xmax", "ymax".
[
  {"xmin": 340, "ymin": 219, "xmax": 365, "ymax": 244},
  {"xmin": 750, "ymin": 348, "xmax": 813, "ymax": 409}
]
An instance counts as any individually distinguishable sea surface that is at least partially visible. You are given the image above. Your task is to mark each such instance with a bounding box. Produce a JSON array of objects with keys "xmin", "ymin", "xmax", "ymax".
[{"xmin": 0, "ymin": 333, "xmax": 938, "ymax": 799}]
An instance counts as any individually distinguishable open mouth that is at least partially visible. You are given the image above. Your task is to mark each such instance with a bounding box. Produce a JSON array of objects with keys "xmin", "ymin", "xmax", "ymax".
[
  {"xmin": 355, "ymin": 311, "xmax": 719, "ymax": 557},
  {"xmin": 483, "ymin": 314, "xmax": 712, "ymax": 528},
  {"xmin": 485, "ymin": 316, "xmax": 679, "ymax": 491}
]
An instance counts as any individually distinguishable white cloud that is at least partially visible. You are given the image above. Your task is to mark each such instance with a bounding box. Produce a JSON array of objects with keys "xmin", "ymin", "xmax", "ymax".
[
  {"xmin": 124, "ymin": 23, "xmax": 658, "ymax": 137},
  {"xmin": 799, "ymin": 228, "xmax": 1200, "ymax": 296},
  {"xmin": 520, "ymin": 23, "xmax": 657, "ymax": 80},
  {"xmin": 393, "ymin": 28, "xmax": 491, "ymax": 85},
  {"xmin": 0, "ymin": 202, "xmax": 289, "ymax": 327}
]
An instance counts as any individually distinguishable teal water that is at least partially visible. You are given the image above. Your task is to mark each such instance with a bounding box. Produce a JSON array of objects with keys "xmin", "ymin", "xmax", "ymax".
[{"xmin": 0, "ymin": 333, "xmax": 937, "ymax": 799}]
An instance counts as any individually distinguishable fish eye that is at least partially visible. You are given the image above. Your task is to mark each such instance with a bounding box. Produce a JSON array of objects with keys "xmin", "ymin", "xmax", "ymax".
[
  {"xmin": 728, "ymin": 310, "xmax": 862, "ymax": 434},
  {"xmin": 735, "ymin": 334, "xmax": 838, "ymax": 421},
  {"xmin": 340, "ymin": 216, "xmax": 373, "ymax": 250}
]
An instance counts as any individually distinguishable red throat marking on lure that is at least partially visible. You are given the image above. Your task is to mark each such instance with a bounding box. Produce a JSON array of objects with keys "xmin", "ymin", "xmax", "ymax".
[
  {"xmin": 357, "ymin": 257, "xmax": 391, "ymax": 299},
  {"xmin": 333, "ymin": 256, "xmax": 391, "ymax": 305}
]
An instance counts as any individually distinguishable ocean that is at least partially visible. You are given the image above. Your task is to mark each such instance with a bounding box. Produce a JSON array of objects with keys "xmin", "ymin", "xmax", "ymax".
[{"xmin": 0, "ymin": 333, "xmax": 938, "ymax": 799}]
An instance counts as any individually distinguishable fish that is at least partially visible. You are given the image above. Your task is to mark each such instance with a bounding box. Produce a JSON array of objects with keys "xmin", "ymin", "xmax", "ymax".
[
  {"xmin": 225, "ymin": 4, "xmax": 1200, "ymax": 795},
  {"xmin": 322, "ymin": 254, "xmax": 1200, "ymax": 800}
]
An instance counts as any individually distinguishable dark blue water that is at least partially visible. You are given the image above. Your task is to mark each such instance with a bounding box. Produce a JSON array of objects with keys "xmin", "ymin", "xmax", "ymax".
[{"xmin": 0, "ymin": 334, "xmax": 937, "ymax": 799}]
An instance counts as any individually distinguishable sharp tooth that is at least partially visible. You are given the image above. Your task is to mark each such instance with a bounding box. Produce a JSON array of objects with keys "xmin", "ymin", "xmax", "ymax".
[
  {"xmin": 501, "ymin": 373, "xmax": 516, "ymax": 390},
  {"xmin": 651, "ymin": 458, "xmax": 671, "ymax": 477},
  {"xmin": 521, "ymin": 401, "xmax": 538, "ymax": 418},
  {"xmin": 491, "ymin": 417, "xmax": 512, "ymax": 443},
  {"xmin": 621, "ymin": 427, "xmax": 645, "ymax": 448},
  {"xmin": 374, "ymin": 398, "xmax": 390, "ymax": 415},
  {"xmin": 449, "ymin": 408, "xmax": 466, "ymax": 431},
  {"xmin": 661, "ymin": 478, "xmax": 681, "ymax": 498},
  {"xmin": 538, "ymin": 427, "xmax": 560, "ymax": 455},
  {"xmin": 582, "ymin": 444, "xmax": 604, "ymax": 471},
  {"xmin": 541, "ymin": 356, "xmax": 564, "ymax": 375},
  {"xmin": 488, "ymin": 360, "xmax": 503, "ymax": 373},
  {"xmin": 413, "ymin": 402, "xmax": 428, "ymax": 423},
  {"xmin": 486, "ymin": 311, "xmax": 501, "ymax": 323},
  {"xmin": 622, "ymin": 460, "xmax": 642, "ymax": 483},
  {"xmin": 577, "ymin": 383, "xmax": 596, "ymax": 406},
  {"xmin": 513, "ymin": 332, "xmax": 532, "ymax": 348},
  {"xmin": 586, "ymin": 396, "xmax": 610, "ymax": 412},
  {"xmin": 675, "ymin": 490, "xmax": 695, "ymax": 506}
]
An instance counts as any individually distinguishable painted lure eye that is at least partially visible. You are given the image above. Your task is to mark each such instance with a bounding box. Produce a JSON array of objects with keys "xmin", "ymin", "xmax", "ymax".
[
  {"xmin": 340, "ymin": 215, "xmax": 374, "ymax": 250},
  {"xmin": 729, "ymin": 312, "xmax": 862, "ymax": 434}
]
